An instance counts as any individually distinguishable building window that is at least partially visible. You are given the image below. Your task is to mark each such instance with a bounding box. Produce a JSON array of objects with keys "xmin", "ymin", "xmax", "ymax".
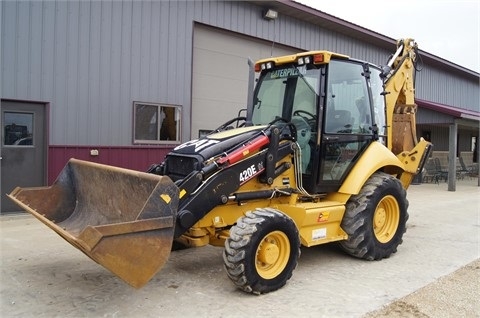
[
  {"xmin": 3, "ymin": 112, "xmax": 34, "ymax": 146},
  {"xmin": 133, "ymin": 102, "xmax": 181, "ymax": 144},
  {"xmin": 422, "ymin": 130, "xmax": 431, "ymax": 142}
]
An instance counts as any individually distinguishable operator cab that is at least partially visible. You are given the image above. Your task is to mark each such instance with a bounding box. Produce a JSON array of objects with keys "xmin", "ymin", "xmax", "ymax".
[{"xmin": 250, "ymin": 53, "xmax": 387, "ymax": 193}]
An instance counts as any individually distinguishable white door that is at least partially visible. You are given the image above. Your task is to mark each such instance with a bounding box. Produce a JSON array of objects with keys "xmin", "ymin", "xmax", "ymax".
[{"xmin": 191, "ymin": 24, "xmax": 299, "ymax": 139}]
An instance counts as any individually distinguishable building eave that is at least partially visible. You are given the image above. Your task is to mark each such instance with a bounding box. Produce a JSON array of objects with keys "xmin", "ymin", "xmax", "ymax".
[
  {"xmin": 247, "ymin": 0, "xmax": 480, "ymax": 80},
  {"xmin": 416, "ymin": 99, "xmax": 480, "ymax": 121}
]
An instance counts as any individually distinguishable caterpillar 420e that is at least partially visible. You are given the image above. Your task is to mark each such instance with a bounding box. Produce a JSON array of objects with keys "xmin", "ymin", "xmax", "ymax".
[{"xmin": 9, "ymin": 38, "xmax": 431, "ymax": 294}]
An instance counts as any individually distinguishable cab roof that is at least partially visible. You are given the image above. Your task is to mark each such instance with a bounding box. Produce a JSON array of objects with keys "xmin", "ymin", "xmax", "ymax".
[{"xmin": 255, "ymin": 50, "xmax": 350, "ymax": 68}]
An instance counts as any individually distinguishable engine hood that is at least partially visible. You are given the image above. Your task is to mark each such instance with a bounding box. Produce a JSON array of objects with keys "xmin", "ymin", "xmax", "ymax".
[{"xmin": 171, "ymin": 125, "xmax": 267, "ymax": 161}]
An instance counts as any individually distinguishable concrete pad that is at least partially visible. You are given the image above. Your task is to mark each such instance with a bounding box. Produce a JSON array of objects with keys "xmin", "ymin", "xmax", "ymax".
[{"xmin": 1, "ymin": 178, "xmax": 479, "ymax": 317}]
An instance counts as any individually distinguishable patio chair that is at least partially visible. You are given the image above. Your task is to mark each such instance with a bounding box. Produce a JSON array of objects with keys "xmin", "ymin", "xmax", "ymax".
[
  {"xmin": 423, "ymin": 159, "xmax": 440, "ymax": 184},
  {"xmin": 433, "ymin": 157, "xmax": 448, "ymax": 182},
  {"xmin": 459, "ymin": 156, "xmax": 478, "ymax": 178},
  {"xmin": 457, "ymin": 157, "xmax": 470, "ymax": 179}
]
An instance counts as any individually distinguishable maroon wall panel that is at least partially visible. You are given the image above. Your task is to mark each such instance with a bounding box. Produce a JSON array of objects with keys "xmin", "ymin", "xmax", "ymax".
[{"xmin": 48, "ymin": 145, "xmax": 174, "ymax": 184}]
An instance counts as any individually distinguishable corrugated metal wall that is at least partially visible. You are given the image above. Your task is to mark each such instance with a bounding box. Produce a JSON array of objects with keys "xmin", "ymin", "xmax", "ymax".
[
  {"xmin": 416, "ymin": 67, "xmax": 479, "ymax": 110},
  {"xmin": 418, "ymin": 124, "xmax": 476, "ymax": 153},
  {"xmin": 1, "ymin": 0, "xmax": 478, "ymax": 146},
  {"xmin": 2, "ymin": 0, "xmax": 197, "ymax": 145}
]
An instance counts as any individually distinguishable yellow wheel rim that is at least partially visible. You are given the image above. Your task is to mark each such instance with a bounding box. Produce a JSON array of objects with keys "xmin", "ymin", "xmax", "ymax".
[
  {"xmin": 255, "ymin": 231, "xmax": 290, "ymax": 279},
  {"xmin": 373, "ymin": 195, "xmax": 400, "ymax": 243}
]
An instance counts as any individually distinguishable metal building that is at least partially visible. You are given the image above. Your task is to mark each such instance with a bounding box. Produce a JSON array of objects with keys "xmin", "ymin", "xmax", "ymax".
[{"xmin": 1, "ymin": 0, "xmax": 479, "ymax": 213}]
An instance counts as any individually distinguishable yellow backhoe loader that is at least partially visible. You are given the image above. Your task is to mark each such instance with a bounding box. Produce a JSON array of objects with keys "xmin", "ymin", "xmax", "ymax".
[{"xmin": 9, "ymin": 38, "xmax": 431, "ymax": 294}]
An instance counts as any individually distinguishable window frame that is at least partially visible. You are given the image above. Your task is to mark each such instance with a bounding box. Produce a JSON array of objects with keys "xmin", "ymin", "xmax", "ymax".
[
  {"xmin": 133, "ymin": 101, "xmax": 181, "ymax": 145},
  {"xmin": 3, "ymin": 111, "xmax": 35, "ymax": 147}
]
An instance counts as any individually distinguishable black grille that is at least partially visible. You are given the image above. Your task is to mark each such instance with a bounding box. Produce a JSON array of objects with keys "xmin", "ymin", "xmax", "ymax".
[{"xmin": 165, "ymin": 155, "xmax": 200, "ymax": 181}]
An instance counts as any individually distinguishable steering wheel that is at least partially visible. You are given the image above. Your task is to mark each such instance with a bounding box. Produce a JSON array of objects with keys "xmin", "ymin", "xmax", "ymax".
[
  {"xmin": 293, "ymin": 110, "xmax": 316, "ymax": 121},
  {"xmin": 212, "ymin": 116, "xmax": 247, "ymax": 134},
  {"xmin": 293, "ymin": 110, "xmax": 317, "ymax": 132}
]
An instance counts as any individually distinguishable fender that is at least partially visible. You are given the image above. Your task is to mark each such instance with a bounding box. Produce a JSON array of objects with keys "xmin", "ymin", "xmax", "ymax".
[{"xmin": 338, "ymin": 141, "xmax": 404, "ymax": 195}]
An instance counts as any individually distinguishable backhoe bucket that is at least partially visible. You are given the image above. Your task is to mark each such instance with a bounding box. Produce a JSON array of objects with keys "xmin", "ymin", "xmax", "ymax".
[{"xmin": 7, "ymin": 158, "xmax": 179, "ymax": 288}]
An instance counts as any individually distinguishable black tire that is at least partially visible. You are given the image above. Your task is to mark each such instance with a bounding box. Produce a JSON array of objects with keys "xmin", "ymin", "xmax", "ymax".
[
  {"xmin": 223, "ymin": 208, "xmax": 301, "ymax": 294},
  {"xmin": 171, "ymin": 239, "xmax": 191, "ymax": 251},
  {"xmin": 339, "ymin": 172, "xmax": 409, "ymax": 260}
]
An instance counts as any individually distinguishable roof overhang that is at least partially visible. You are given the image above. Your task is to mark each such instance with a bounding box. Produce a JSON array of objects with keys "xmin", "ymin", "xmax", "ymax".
[
  {"xmin": 416, "ymin": 99, "xmax": 480, "ymax": 121},
  {"xmin": 246, "ymin": 0, "xmax": 479, "ymax": 80}
]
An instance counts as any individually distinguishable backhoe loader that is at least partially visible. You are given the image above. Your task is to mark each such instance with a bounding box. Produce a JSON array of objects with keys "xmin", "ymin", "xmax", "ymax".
[{"xmin": 9, "ymin": 38, "xmax": 432, "ymax": 294}]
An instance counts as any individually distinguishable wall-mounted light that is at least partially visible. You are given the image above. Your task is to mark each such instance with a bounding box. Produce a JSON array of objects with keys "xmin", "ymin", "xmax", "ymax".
[{"xmin": 263, "ymin": 9, "xmax": 278, "ymax": 20}]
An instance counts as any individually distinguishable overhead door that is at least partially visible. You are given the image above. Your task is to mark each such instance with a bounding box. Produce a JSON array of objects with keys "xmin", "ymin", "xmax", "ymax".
[{"xmin": 191, "ymin": 24, "xmax": 299, "ymax": 139}]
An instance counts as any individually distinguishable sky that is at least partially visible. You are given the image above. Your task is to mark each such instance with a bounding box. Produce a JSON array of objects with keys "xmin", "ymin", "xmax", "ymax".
[{"xmin": 295, "ymin": 0, "xmax": 480, "ymax": 73}]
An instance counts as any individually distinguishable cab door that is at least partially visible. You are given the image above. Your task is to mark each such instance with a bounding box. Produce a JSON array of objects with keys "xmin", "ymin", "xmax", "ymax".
[{"xmin": 315, "ymin": 60, "xmax": 375, "ymax": 193}]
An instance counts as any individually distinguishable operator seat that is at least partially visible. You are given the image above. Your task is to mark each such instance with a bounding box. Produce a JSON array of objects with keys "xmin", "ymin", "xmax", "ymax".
[{"xmin": 326, "ymin": 110, "xmax": 352, "ymax": 133}]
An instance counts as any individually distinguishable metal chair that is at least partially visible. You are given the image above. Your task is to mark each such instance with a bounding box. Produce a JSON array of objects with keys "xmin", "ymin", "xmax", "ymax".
[
  {"xmin": 457, "ymin": 157, "xmax": 470, "ymax": 179},
  {"xmin": 433, "ymin": 157, "xmax": 448, "ymax": 182},
  {"xmin": 423, "ymin": 159, "xmax": 440, "ymax": 184},
  {"xmin": 459, "ymin": 156, "xmax": 479, "ymax": 178}
]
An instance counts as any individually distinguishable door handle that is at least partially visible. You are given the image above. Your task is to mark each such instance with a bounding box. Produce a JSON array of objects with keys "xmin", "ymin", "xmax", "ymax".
[{"xmin": 325, "ymin": 136, "xmax": 339, "ymax": 141}]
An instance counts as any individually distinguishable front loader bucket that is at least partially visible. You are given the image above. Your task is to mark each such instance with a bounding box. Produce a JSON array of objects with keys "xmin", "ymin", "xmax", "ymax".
[{"xmin": 7, "ymin": 158, "xmax": 179, "ymax": 288}]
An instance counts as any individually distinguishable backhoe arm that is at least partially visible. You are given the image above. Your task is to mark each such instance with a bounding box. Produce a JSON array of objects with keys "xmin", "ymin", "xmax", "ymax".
[
  {"xmin": 382, "ymin": 38, "xmax": 419, "ymax": 154},
  {"xmin": 382, "ymin": 39, "xmax": 432, "ymax": 187}
]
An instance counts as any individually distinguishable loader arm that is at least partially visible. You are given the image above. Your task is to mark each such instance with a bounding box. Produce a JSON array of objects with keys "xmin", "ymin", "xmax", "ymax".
[{"xmin": 172, "ymin": 124, "xmax": 295, "ymax": 237}]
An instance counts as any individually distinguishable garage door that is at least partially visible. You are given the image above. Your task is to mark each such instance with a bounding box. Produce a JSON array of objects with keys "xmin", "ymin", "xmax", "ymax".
[{"xmin": 191, "ymin": 24, "xmax": 299, "ymax": 139}]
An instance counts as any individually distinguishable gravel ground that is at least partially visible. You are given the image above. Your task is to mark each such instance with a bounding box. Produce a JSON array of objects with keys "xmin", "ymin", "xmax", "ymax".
[{"xmin": 365, "ymin": 258, "xmax": 480, "ymax": 317}]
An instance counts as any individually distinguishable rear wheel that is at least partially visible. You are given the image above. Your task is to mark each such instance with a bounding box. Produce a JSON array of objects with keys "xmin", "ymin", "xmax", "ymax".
[
  {"xmin": 223, "ymin": 208, "xmax": 300, "ymax": 294},
  {"xmin": 339, "ymin": 172, "xmax": 409, "ymax": 260}
]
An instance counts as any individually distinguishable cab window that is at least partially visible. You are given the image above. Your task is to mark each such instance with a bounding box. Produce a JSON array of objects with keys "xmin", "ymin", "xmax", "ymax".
[{"xmin": 324, "ymin": 60, "xmax": 372, "ymax": 135}]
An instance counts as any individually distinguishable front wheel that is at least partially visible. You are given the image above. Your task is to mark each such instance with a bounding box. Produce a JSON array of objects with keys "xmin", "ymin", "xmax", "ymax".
[
  {"xmin": 223, "ymin": 208, "xmax": 300, "ymax": 294},
  {"xmin": 339, "ymin": 172, "xmax": 409, "ymax": 260}
]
